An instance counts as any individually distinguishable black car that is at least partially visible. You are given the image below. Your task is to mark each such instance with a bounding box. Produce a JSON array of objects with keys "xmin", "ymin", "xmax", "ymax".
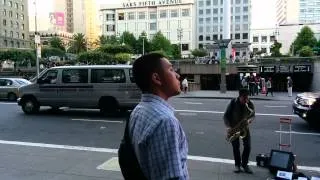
[{"xmin": 293, "ymin": 92, "xmax": 320, "ymax": 126}]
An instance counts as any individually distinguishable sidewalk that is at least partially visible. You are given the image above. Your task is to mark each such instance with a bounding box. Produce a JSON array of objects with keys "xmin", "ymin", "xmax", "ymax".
[
  {"xmin": 177, "ymin": 90, "xmax": 298, "ymax": 101},
  {"xmin": 0, "ymin": 142, "xmax": 319, "ymax": 180}
]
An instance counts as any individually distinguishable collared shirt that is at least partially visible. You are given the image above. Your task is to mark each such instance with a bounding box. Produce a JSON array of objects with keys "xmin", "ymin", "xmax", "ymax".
[{"xmin": 129, "ymin": 94, "xmax": 189, "ymax": 180}]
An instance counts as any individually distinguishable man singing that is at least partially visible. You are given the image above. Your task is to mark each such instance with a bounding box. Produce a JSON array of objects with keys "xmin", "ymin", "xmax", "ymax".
[{"xmin": 223, "ymin": 88, "xmax": 255, "ymax": 174}]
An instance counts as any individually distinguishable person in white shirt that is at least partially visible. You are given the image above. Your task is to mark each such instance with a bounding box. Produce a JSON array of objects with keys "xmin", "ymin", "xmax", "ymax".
[
  {"xmin": 266, "ymin": 77, "xmax": 273, "ymax": 96},
  {"xmin": 182, "ymin": 77, "xmax": 188, "ymax": 93},
  {"xmin": 287, "ymin": 76, "xmax": 293, "ymax": 97}
]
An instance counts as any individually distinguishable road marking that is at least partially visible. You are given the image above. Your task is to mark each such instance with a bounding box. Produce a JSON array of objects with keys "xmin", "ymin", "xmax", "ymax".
[
  {"xmin": 184, "ymin": 102, "xmax": 203, "ymax": 105},
  {"xmin": 0, "ymin": 102, "xmax": 17, "ymax": 105},
  {"xmin": 265, "ymin": 105, "xmax": 288, "ymax": 108},
  {"xmin": 71, "ymin": 119, "xmax": 123, "ymax": 123},
  {"xmin": 0, "ymin": 139, "xmax": 318, "ymax": 173},
  {"xmin": 275, "ymin": 131, "xmax": 320, "ymax": 136},
  {"xmin": 175, "ymin": 109, "xmax": 297, "ymax": 117},
  {"xmin": 97, "ymin": 157, "xmax": 120, "ymax": 171},
  {"xmin": 179, "ymin": 112, "xmax": 198, "ymax": 116}
]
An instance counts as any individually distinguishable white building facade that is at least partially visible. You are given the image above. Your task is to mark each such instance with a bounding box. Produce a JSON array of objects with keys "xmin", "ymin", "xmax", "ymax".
[
  {"xmin": 196, "ymin": 0, "xmax": 251, "ymax": 60},
  {"xmin": 299, "ymin": 0, "xmax": 320, "ymax": 23},
  {"xmin": 250, "ymin": 28, "xmax": 277, "ymax": 56},
  {"xmin": 100, "ymin": 0, "xmax": 195, "ymax": 57}
]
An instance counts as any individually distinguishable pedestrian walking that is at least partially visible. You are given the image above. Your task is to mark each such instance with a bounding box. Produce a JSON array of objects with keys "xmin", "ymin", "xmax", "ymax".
[
  {"xmin": 224, "ymin": 88, "xmax": 255, "ymax": 174},
  {"xmin": 287, "ymin": 76, "xmax": 293, "ymax": 97},
  {"xmin": 266, "ymin": 77, "xmax": 273, "ymax": 96},
  {"xmin": 182, "ymin": 77, "xmax": 189, "ymax": 93},
  {"xmin": 119, "ymin": 53, "xmax": 189, "ymax": 180}
]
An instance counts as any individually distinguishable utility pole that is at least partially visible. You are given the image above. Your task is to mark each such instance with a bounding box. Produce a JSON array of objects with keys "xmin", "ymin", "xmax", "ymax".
[
  {"xmin": 177, "ymin": 28, "xmax": 183, "ymax": 58},
  {"xmin": 34, "ymin": 0, "xmax": 40, "ymax": 78}
]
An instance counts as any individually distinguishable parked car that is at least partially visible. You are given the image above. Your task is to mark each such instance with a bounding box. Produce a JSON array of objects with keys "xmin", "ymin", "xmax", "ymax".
[
  {"xmin": 0, "ymin": 78, "xmax": 31, "ymax": 101},
  {"xmin": 292, "ymin": 92, "xmax": 320, "ymax": 126}
]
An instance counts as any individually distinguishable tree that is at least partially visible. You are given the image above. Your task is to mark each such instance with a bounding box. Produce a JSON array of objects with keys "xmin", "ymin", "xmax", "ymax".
[
  {"xmin": 120, "ymin": 31, "xmax": 137, "ymax": 49},
  {"xmin": 114, "ymin": 53, "xmax": 131, "ymax": 64},
  {"xmin": 191, "ymin": 49, "xmax": 207, "ymax": 57},
  {"xmin": 135, "ymin": 32, "xmax": 151, "ymax": 54},
  {"xmin": 290, "ymin": 26, "xmax": 317, "ymax": 55},
  {"xmin": 270, "ymin": 40, "xmax": 282, "ymax": 57},
  {"xmin": 49, "ymin": 37, "xmax": 65, "ymax": 51},
  {"xmin": 150, "ymin": 32, "xmax": 173, "ymax": 57},
  {"xmin": 95, "ymin": 35, "xmax": 108, "ymax": 46},
  {"xmin": 69, "ymin": 33, "xmax": 87, "ymax": 54},
  {"xmin": 41, "ymin": 47, "xmax": 65, "ymax": 58},
  {"xmin": 77, "ymin": 51, "xmax": 112, "ymax": 64},
  {"xmin": 299, "ymin": 46, "xmax": 314, "ymax": 57},
  {"xmin": 98, "ymin": 44, "xmax": 133, "ymax": 55},
  {"xmin": 171, "ymin": 44, "xmax": 181, "ymax": 59}
]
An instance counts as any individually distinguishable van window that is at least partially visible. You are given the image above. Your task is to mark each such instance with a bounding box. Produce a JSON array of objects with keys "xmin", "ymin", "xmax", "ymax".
[
  {"xmin": 129, "ymin": 69, "xmax": 135, "ymax": 83},
  {"xmin": 39, "ymin": 70, "xmax": 58, "ymax": 84},
  {"xmin": 91, "ymin": 69, "xmax": 125, "ymax": 83},
  {"xmin": 62, "ymin": 69, "xmax": 88, "ymax": 83}
]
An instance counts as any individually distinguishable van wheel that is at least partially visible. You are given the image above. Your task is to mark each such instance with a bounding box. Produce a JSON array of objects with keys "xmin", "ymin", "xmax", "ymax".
[
  {"xmin": 21, "ymin": 98, "xmax": 40, "ymax": 114},
  {"xmin": 99, "ymin": 97, "xmax": 119, "ymax": 115},
  {"xmin": 7, "ymin": 93, "xmax": 17, "ymax": 101}
]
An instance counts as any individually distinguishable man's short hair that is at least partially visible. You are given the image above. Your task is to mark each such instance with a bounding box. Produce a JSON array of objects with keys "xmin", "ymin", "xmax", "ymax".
[
  {"xmin": 132, "ymin": 53, "xmax": 165, "ymax": 92},
  {"xmin": 239, "ymin": 88, "xmax": 249, "ymax": 97}
]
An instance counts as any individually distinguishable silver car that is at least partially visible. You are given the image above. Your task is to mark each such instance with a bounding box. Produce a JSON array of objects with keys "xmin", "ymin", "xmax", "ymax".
[{"xmin": 0, "ymin": 78, "xmax": 31, "ymax": 101}]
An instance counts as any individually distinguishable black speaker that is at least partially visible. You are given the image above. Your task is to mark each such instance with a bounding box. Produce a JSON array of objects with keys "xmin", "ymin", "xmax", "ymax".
[
  {"xmin": 256, "ymin": 153, "xmax": 269, "ymax": 168},
  {"xmin": 268, "ymin": 149, "xmax": 295, "ymax": 174}
]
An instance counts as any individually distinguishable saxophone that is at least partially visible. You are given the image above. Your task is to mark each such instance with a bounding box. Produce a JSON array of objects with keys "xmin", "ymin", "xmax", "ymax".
[{"xmin": 226, "ymin": 103, "xmax": 254, "ymax": 142}]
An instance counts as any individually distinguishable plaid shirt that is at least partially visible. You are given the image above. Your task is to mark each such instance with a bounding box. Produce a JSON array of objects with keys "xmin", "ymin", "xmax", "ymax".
[{"xmin": 129, "ymin": 94, "xmax": 189, "ymax": 180}]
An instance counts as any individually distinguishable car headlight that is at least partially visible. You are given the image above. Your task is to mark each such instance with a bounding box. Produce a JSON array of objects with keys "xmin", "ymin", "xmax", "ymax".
[{"xmin": 306, "ymin": 98, "xmax": 316, "ymax": 106}]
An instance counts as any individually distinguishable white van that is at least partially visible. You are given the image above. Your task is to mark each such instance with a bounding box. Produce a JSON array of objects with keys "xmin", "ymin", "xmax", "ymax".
[{"xmin": 17, "ymin": 65, "xmax": 141, "ymax": 114}]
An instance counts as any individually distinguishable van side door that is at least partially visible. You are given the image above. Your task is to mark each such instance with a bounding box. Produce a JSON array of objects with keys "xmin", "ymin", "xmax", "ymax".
[{"xmin": 36, "ymin": 69, "xmax": 59, "ymax": 106}]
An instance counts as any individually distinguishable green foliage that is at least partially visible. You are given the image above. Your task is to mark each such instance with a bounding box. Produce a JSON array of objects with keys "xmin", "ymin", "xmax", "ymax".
[
  {"xmin": 0, "ymin": 49, "xmax": 35, "ymax": 64},
  {"xmin": 98, "ymin": 44, "xmax": 133, "ymax": 54},
  {"xmin": 290, "ymin": 26, "xmax": 317, "ymax": 55},
  {"xmin": 49, "ymin": 37, "xmax": 65, "ymax": 51},
  {"xmin": 77, "ymin": 51, "xmax": 112, "ymax": 64},
  {"xmin": 68, "ymin": 33, "xmax": 87, "ymax": 54},
  {"xmin": 135, "ymin": 32, "xmax": 150, "ymax": 54},
  {"xmin": 120, "ymin": 31, "xmax": 137, "ymax": 49},
  {"xmin": 150, "ymin": 32, "xmax": 173, "ymax": 56},
  {"xmin": 191, "ymin": 49, "xmax": 207, "ymax": 57},
  {"xmin": 114, "ymin": 53, "xmax": 131, "ymax": 64},
  {"xmin": 96, "ymin": 35, "xmax": 108, "ymax": 46},
  {"xmin": 299, "ymin": 46, "xmax": 314, "ymax": 57},
  {"xmin": 270, "ymin": 40, "xmax": 282, "ymax": 57},
  {"xmin": 41, "ymin": 47, "xmax": 65, "ymax": 58},
  {"xmin": 171, "ymin": 44, "xmax": 181, "ymax": 59}
]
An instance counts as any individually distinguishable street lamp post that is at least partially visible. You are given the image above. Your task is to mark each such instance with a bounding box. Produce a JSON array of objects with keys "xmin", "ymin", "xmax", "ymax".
[
  {"xmin": 34, "ymin": 0, "xmax": 40, "ymax": 78},
  {"xmin": 141, "ymin": 35, "xmax": 146, "ymax": 55}
]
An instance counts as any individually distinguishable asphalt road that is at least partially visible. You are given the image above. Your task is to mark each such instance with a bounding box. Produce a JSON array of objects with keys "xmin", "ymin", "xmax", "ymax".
[{"xmin": 0, "ymin": 97, "xmax": 319, "ymax": 169}]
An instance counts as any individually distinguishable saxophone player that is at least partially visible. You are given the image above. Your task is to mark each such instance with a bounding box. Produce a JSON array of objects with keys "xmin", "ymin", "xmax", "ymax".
[{"xmin": 223, "ymin": 88, "xmax": 255, "ymax": 174}]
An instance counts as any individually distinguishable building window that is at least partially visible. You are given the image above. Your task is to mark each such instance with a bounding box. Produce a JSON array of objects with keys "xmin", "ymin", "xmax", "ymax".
[
  {"xmin": 21, "ymin": 24, "xmax": 24, "ymax": 30},
  {"xmin": 198, "ymin": 1, "xmax": 204, "ymax": 7},
  {"xmin": 262, "ymin": 36, "xmax": 267, "ymax": 43},
  {"xmin": 182, "ymin": 9, "xmax": 190, "ymax": 17},
  {"xmin": 213, "ymin": 0, "xmax": 218, "ymax": 5},
  {"xmin": 213, "ymin": 34, "xmax": 218, "ymax": 40},
  {"xmin": 220, "ymin": 8, "xmax": 223, "ymax": 13},
  {"xmin": 149, "ymin": 12, "xmax": 157, "ymax": 19},
  {"xmin": 138, "ymin": 12, "xmax": 145, "ymax": 19},
  {"xmin": 14, "ymin": 2, "xmax": 18, "ymax": 8},
  {"xmin": 235, "ymin": 7, "xmax": 240, "ymax": 14},
  {"xmin": 17, "ymin": 41, "xmax": 20, "ymax": 48},
  {"xmin": 20, "ymin": 14, "xmax": 24, "ymax": 20},
  {"xmin": 4, "ymin": 40, "xmax": 8, "ymax": 47},
  {"xmin": 128, "ymin": 12, "xmax": 135, "ymax": 20},
  {"xmin": 206, "ymin": 17, "xmax": 211, "ymax": 23},
  {"xmin": 199, "ymin": 35, "xmax": 203, "ymax": 41},
  {"xmin": 91, "ymin": 69, "xmax": 125, "ymax": 83},
  {"xmin": 3, "ymin": 30, "xmax": 7, "ymax": 37},
  {"xmin": 16, "ymin": 22, "xmax": 18, "ymax": 29},
  {"xmin": 3, "ymin": 9, "xmax": 6, "ymax": 16},
  {"xmin": 206, "ymin": 26, "xmax": 211, "ymax": 32},
  {"xmin": 243, "ymin": 33, "xmax": 248, "ymax": 39},
  {"xmin": 213, "ymin": 8, "xmax": 218, "ymax": 14},
  {"xmin": 10, "ymin": 31, "xmax": 13, "ymax": 37},
  {"xmin": 160, "ymin": 10, "xmax": 167, "ymax": 18},
  {"xmin": 16, "ymin": 32, "xmax": 19, "ymax": 38},
  {"xmin": 243, "ymin": 24, "xmax": 248, "ymax": 30},
  {"xmin": 243, "ymin": 6, "xmax": 248, "ymax": 13},
  {"xmin": 171, "ymin": 9, "xmax": 178, "ymax": 17},
  {"xmin": 236, "ymin": 0, "xmax": 241, "ymax": 4},
  {"xmin": 213, "ymin": 25, "xmax": 218, "ymax": 32},
  {"xmin": 9, "ymin": 11, "xmax": 12, "ymax": 17},
  {"xmin": 199, "ymin": 9, "xmax": 203, "ymax": 15},
  {"xmin": 10, "ymin": 21, "xmax": 13, "ymax": 28},
  {"xmin": 199, "ymin": 26, "xmax": 203, "ymax": 33},
  {"xmin": 235, "ymin": 16, "xmax": 240, "ymax": 22},
  {"xmin": 118, "ymin": 13, "xmax": 124, "ymax": 20},
  {"xmin": 206, "ymin": 0, "xmax": 211, "ymax": 6},
  {"xmin": 199, "ymin": 43, "xmax": 203, "ymax": 49},
  {"xmin": 270, "ymin": 35, "xmax": 275, "ymax": 42},
  {"xmin": 22, "ymin": 33, "xmax": 24, "ymax": 39},
  {"xmin": 206, "ymin": 36, "xmax": 210, "ymax": 41},
  {"xmin": 213, "ymin": 17, "xmax": 218, "ymax": 23},
  {"xmin": 235, "ymin": 33, "xmax": 240, "ymax": 39},
  {"xmin": 8, "ymin": 1, "xmax": 12, "ymax": 7},
  {"xmin": 21, "ymin": 4, "xmax": 23, "ymax": 11},
  {"xmin": 206, "ymin": 9, "xmax": 211, "ymax": 14},
  {"xmin": 243, "ymin": 0, "xmax": 248, "ymax": 4},
  {"xmin": 16, "ymin": 13, "xmax": 19, "ymax": 19},
  {"xmin": 253, "ymin": 48, "xmax": 259, "ymax": 53},
  {"xmin": 235, "ymin": 24, "xmax": 240, "ymax": 31},
  {"xmin": 149, "ymin": 22, "xmax": 157, "ymax": 31},
  {"xmin": 253, "ymin": 36, "xmax": 259, "ymax": 42},
  {"xmin": 261, "ymin": 48, "xmax": 267, "ymax": 53},
  {"xmin": 243, "ymin": 15, "xmax": 248, "ymax": 22},
  {"xmin": 10, "ymin": 41, "xmax": 13, "ymax": 47},
  {"xmin": 182, "ymin": 44, "xmax": 189, "ymax": 51},
  {"xmin": 106, "ymin": 25, "xmax": 115, "ymax": 31},
  {"xmin": 106, "ymin": 14, "xmax": 115, "ymax": 21},
  {"xmin": 2, "ymin": 0, "xmax": 6, "ymax": 5},
  {"xmin": 199, "ymin": 18, "xmax": 203, "ymax": 24}
]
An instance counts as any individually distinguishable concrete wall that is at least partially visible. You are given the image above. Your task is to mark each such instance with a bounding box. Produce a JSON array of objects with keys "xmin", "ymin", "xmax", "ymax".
[
  {"xmin": 179, "ymin": 63, "xmax": 239, "ymax": 74},
  {"xmin": 312, "ymin": 61, "xmax": 320, "ymax": 91}
]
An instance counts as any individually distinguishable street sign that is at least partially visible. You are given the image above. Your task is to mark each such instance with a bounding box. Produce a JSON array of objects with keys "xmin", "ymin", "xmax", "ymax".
[
  {"xmin": 35, "ymin": 35, "xmax": 41, "ymax": 44},
  {"xmin": 37, "ymin": 46, "xmax": 41, "ymax": 58}
]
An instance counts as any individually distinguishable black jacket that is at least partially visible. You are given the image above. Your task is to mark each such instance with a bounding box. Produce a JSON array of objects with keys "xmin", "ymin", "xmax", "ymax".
[{"xmin": 223, "ymin": 98, "xmax": 255, "ymax": 128}]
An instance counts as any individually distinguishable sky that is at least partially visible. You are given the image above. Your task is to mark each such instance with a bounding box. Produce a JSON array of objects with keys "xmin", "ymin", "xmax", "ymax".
[{"xmin": 28, "ymin": 0, "xmax": 277, "ymax": 31}]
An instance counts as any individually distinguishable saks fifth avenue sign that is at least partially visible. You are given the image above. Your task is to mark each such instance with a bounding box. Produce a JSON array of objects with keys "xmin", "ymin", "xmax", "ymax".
[{"xmin": 123, "ymin": 0, "xmax": 183, "ymax": 8}]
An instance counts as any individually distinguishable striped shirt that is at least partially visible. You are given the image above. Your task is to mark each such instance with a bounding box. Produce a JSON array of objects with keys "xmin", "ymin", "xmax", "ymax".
[{"xmin": 129, "ymin": 94, "xmax": 189, "ymax": 180}]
